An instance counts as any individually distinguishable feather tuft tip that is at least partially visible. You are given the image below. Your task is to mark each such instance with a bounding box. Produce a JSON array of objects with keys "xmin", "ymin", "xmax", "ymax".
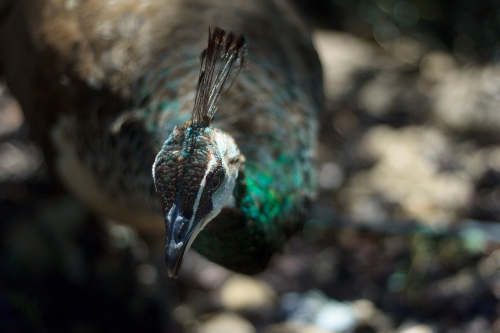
[{"xmin": 191, "ymin": 27, "xmax": 247, "ymax": 128}]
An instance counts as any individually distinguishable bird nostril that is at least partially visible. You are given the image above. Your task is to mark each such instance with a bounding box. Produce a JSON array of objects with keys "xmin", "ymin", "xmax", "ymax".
[{"xmin": 174, "ymin": 220, "xmax": 189, "ymax": 244}]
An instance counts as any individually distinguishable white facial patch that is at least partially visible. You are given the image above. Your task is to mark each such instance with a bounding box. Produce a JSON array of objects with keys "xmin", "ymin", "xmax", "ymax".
[
  {"xmin": 191, "ymin": 155, "xmax": 217, "ymax": 227},
  {"xmin": 190, "ymin": 129, "xmax": 242, "ymax": 231}
]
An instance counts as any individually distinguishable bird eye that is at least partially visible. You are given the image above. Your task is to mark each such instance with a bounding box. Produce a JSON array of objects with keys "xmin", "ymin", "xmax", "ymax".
[{"xmin": 208, "ymin": 169, "xmax": 224, "ymax": 191}]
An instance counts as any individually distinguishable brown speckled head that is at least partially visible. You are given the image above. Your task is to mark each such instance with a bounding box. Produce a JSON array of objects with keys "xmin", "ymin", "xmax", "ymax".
[
  {"xmin": 152, "ymin": 27, "xmax": 246, "ymax": 277},
  {"xmin": 154, "ymin": 123, "xmax": 221, "ymax": 222}
]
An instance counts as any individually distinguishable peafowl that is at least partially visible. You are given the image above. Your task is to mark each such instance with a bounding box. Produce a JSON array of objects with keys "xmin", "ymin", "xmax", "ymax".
[{"xmin": 0, "ymin": 0, "xmax": 322, "ymax": 277}]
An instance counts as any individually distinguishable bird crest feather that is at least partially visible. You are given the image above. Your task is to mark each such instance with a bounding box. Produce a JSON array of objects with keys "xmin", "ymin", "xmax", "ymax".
[{"xmin": 191, "ymin": 27, "xmax": 247, "ymax": 127}]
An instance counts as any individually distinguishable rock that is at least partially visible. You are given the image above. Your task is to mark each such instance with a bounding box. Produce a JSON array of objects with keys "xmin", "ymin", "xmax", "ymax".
[
  {"xmin": 352, "ymin": 299, "xmax": 376, "ymax": 323},
  {"xmin": 314, "ymin": 300, "xmax": 357, "ymax": 332},
  {"xmin": 464, "ymin": 317, "xmax": 490, "ymax": 333},
  {"xmin": 318, "ymin": 162, "xmax": 344, "ymax": 191},
  {"xmin": 264, "ymin": 322, "xmax": 330, "ymax": 333},
  {"xmin": 135, "ymin": 263, "xmax": 158, "ymax": 286},
  {"xmin": 313, "ymin": 31, "xmax": 380, "ymax": 104},
  {"xmin": 281, "ymin": 290, "xmax": 358, "ymax": 332},
  {"xmin": 172, "ymin": 304, "xmax": 195, "ymax": 325},
  {"xmin": 398, "ymin": 323, "xmax": 434, "ymax": 333},
  {"xmin": 433, "ymin": 65, "xmax": 500, "ymax": 139},
  {"xmin": 385, "ymin": 36, "xmax": 426, "ymax": 66},
  {"xmin": 353, "ymin": 299, "xmax": 393, "ymax": 332},
  {"xmin": 311, "ymin": 247, "xmax": 340, "ymax": 284},
  {"xmin": 196, "ymin": 312, "xmax": 256, "ymax": 333},
  {"xmin": 0, "ymin": 82, "xmax": 24, "ymax": 137},
  {"xmin": 420, "ymin": 51, "xmax": 457, "ymax": 82},
  {"xmin": 491, "ymin": 317, "xmax": 500, "ymax": 333},
  {"xmin": 181, "ymin": 250, "xmax": 231, "ymax": 288},
  {"xmin": 478, "ymin": 249, "xmax": 500, "ymax": 279},
  {"xmin": 219, "ymin": 275, "xmax": 276, "ymax": 311},
  {"xmin": 339, "ymin": 125, "xmax": 473, "ymax": 227},
  {"xmin": 0, "ymin": 142, "xmax": 43, "ymax": 182}
]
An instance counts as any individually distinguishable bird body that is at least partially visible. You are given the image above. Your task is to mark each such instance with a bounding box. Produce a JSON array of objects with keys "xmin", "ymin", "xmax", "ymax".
[{"xmin": 0, "ymin": 0, "xmax": 322, "ymax": 275}]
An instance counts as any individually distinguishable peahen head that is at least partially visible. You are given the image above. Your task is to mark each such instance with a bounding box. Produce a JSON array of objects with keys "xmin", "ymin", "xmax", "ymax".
[{"xmin": 153, "ymin": 28, "xmax": 247, "ymax": 277}]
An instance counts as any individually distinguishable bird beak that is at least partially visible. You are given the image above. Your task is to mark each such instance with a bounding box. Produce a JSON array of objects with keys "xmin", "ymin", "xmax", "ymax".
[{"xmin": 164, "ymin": 198, "xmax": 203, "ymax": 278}]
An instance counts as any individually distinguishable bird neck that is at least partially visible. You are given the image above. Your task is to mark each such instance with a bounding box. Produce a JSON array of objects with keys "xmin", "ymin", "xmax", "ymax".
[{"xmin": 191, "ymin": 157, "xmax": 308, "ymax": 274}]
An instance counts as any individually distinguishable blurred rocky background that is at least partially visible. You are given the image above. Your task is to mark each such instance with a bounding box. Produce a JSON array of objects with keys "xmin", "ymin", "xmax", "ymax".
[{"xmin": 2, "ymin": 0, "xmax": 500, "ymax": 332}]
